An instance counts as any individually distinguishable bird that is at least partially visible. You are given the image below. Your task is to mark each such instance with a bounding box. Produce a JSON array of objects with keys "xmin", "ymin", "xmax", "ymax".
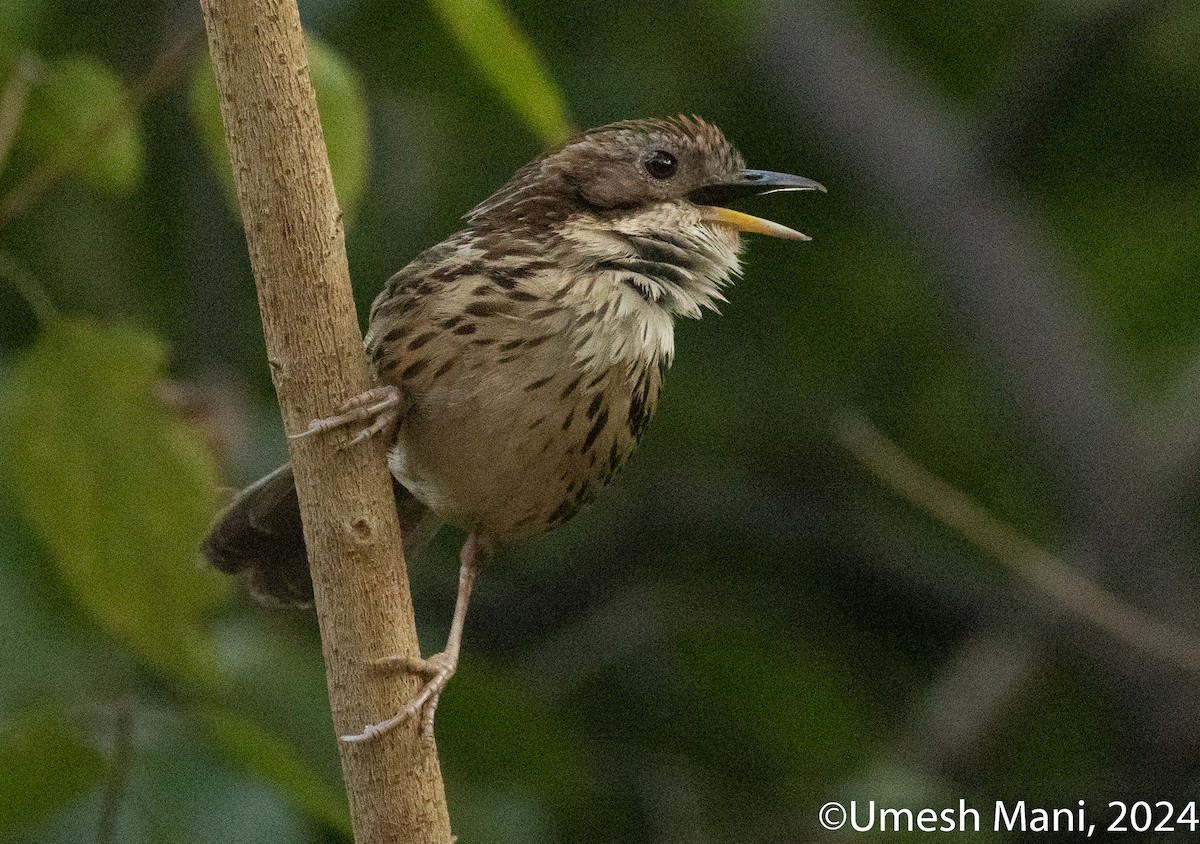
[{"xmin": 201, "ymin": 115, "xmax": 823, "ymax": 742}]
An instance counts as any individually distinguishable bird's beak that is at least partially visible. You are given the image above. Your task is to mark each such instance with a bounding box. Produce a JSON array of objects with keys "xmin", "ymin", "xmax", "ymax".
[{"xmin": 690, "ymin": 169, "xmax": 826, "ymax": 241}]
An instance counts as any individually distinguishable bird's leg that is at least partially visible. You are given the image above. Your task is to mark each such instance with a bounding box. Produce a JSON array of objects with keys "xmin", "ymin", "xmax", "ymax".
[
  {"xmin": 341, "ymin": 533, "xmax": 488, "ymax": 743},
  {"xmin": 288, "ymin": 385, "xmax": 401, "ymax": 447}
]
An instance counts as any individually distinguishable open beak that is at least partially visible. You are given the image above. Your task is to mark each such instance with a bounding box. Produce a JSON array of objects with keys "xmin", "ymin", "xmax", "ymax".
[{"xmin": 690, "ymin": 169, "xmax": 826, "ymax": 241}]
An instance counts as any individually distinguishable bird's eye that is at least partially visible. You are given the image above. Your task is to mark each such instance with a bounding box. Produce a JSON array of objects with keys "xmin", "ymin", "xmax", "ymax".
[{"xmin": 644, "ymin": 150, "xmax": 678, "ymax": 179}]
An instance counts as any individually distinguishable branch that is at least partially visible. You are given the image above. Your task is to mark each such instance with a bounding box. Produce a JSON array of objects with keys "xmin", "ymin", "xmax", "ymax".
[
  {"xmin": 0, "ymin": 248, "xmax": 57, "ymax": 323},
  {"xmin": 95, "ymin": 697, "xmax": 137, "ymax": 844},
  {"xmin": 756, "ymin": 1, "xmax": 1200, "ymax": 789},
  {"xmin": 1154, "ymin": 348, "xmax": 1200, "ymax": 497},
  {"xmin": 0, "ymin": 53, "xmax": 36, "ymax": 177},
  {"xmin": 197, "ymin": 1, "xmax": 451, "ymax": 841},
  {"xmin": 836, "ymin": 413, "xmax": 1200, "ymax": 678},
  {"xmin": 755, "ymin": 0, "xmax": 1147, "ymax": 530}
]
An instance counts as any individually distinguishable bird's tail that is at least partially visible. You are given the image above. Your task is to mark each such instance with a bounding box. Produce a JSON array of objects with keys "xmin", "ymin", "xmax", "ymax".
[{"xmin": 201, "ymin": 463, "xmax": 439, "ymax": 605}]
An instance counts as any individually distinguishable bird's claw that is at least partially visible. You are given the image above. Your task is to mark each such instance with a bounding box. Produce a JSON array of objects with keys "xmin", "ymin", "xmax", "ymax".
[
  {"xmin": 288, "ymin": 386, "xmax": 401, "ymax": 448},
  {"xmin": 340, "ymin": 651, "xmax": 457, "ymax": 743}
]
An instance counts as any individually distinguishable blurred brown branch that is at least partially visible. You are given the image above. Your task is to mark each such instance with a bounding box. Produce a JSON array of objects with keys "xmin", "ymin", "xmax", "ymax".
[
  {"xmin": 756, "ymin": 0, "xmax": 1200, "ymax": 794},
  {"xmin": 837, "ymin": 412, "xmax": 1200, "ymax": 677},
  {"xmin": 0, "ymin": 54, "xmax": 37, "ymax": 177},
  {"xmin": 95, "ymin": 697, "xmax": 136, "ymax": 844},
  {"xmin": 757, "ymin": 0, "xmax": 1145, "ymax": 522}
]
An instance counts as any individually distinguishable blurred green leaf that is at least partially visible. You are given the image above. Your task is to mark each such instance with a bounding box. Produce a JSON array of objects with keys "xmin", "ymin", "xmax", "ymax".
[
  {"xmin": 1049, "ymin": 188, "xmax": 1200, "ymax": 396},
  {"xmin": 187, "ymin": 52, "xmax": 226, "ymax": 197},
  {"xmin": 679, "ymin": 625, "xmax": 875, "ymax": 783},
  {"xmin": 1142, "ymin": 3, "xmax": 1200, "ymax": 78},
  {"xmin": 196, "ymin": 707, "xmax": 351, "ymax": 836},
  {"xmin": 991, "ymin": 670, "xmax": 1109, "ymax": 798},
  {"xmin": 308, "ymin": 37, "xmax": 369, "ymax": 226},
  {"xmin": 439, "ymin": 656, "xmax": 589, "ymax": 814},
  {"xmin": 0, "ymin": 319, "xmax": 227, "ymax": 685},
  {"xmin": 855, "ymin": 0, "xmax": 1028, "ymax": 101},
  {"xmin": 0, "ymin": 0, "xmax": 46, "ymax": 53},
  {"xmin": 429, "ymin": 0, "xmax": 573, "ymax": 145},
  {"xmin": 0, "ymin": 707, "xmax": 106, "ymax": 832},
  {"xmin": 189, "ymin": 35, "xmax": 369, "ymax": 224},
  {"xmin": 17, "ymin": 56, "xmax": 144, "ymax": 191},
  {"xmin": 448, "ymin": 787, "xmax": 553, "ymax": 844}
]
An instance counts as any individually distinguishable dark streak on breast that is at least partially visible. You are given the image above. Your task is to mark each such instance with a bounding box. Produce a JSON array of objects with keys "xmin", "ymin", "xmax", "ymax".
[
  {"xmin": 465, "ymin": 300, "xmax": 507, "ymax": 318},
  {"xmin": 430, "ymin": 259, "xmax": 482, "ymax": 282},
  {"xmin": 628, "ymin": 369, "xmax": 657, "ymax": 441},
  {"xmin": 582, "ymin": 408, "xmax": 609, "ymax": 452},
  {"xmin": 408, "ymin": 330, "xmax": 438, "ymax": 351},
  {"xmin": 382, "ymin": 324, "xmax": 411, "ymax": 345},
  {"xmin": 401, "ymin": 359, "xmax": 430, "ymax": 380},
  {"xmin": 560, "ymin": 374, "xmax": 583, "ymax": 398},
  {"xmin": 547, "ymin": 499, "xmax": 575, "ymax": 526},
  {"xmin": 599, "ymin": 258, "xmax": 691, "ymax": 288},
  {"xmin": 622, "ymin": 233, "xmax": 699, "ymax": 269},
  {"xmin": 586, "ymin": 393, "xmax": 603, "ymax": 420}
]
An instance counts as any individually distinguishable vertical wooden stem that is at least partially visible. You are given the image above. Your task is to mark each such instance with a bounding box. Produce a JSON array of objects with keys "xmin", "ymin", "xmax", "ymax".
[{"xmin": 197, "ymin": 0, "xmax": 452, "ymax": 840}]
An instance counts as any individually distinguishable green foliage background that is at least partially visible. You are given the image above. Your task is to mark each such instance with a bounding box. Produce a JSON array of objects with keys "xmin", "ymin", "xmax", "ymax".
[{"xmin": 2, "ymin": 0, "xmax": 1199, "ymax": 841}]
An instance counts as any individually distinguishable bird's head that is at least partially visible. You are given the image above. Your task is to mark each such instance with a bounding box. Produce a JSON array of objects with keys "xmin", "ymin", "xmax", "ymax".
[{"xmin": 467, "ymin": 116, "xmax": 823, "ymax": 318}]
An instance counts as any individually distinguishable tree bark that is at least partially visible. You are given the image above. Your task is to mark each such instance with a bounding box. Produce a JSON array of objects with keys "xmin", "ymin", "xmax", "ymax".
[{"xmin": 198, "ymin": 1, "xmax": 452, "ymax": 841}]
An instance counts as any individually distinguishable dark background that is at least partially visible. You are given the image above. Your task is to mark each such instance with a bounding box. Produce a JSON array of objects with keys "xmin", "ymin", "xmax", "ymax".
[{"xmin": 3, "ymin": 0, "xmax": 1200, "ymax": 841}]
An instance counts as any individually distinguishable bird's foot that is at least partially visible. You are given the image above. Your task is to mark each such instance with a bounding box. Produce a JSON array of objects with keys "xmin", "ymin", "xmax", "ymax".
[
  {"xmin": 340, "ymin": 652, "xmax": 457, "ymax": 743},
  {"xmin": 288, "ymin": 386, "xmax": 400, "ymax": 447}
]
